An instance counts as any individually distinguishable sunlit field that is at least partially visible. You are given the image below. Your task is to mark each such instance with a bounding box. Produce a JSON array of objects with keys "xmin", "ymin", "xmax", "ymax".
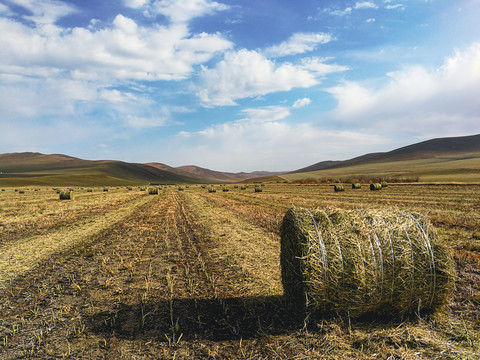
[{"xmin": 1, "ymin": 184, "xmax": 479, "ymax": 359}]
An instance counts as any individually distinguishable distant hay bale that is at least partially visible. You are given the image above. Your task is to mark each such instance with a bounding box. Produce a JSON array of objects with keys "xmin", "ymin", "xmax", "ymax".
[
  {"xmin": 241, "ymin": 186, "xmax": 247, "ymax": 190},
  {"xmin": 222, "ymin": 187, "xmax": 229, "ymax": 192},
  {"xmin": 234, "ymin": 185, "xmax": 239, "ymax": 188},
  {"xmin": 86, "ymin": 188, "xmax": 93, "ymax": 192},
  {"xmin": 370, "ymin": 183, "xmax": 382, "ymax": 191},
  {"xmin": 178, "ymin": 187, "xmax": 184, "ymax": 191},
  {"xmin": 280, "ymin": 207, "xmax": 455, "ymax": 318},
  {"xmin": 59, "ymin": 191, "xmax": 71, "ymax": 200},
  {"xmin": 201, "ymin": 185, "xmax": 207, "ymax": 189},
  {"xmin": 18, "ymin": 190, "xmax": 25, "ymax": 194},
  {"xmin": 381, "ymin": 181, "xmax": 389, "ymax": 188},
  {"xmin": 334, "ymin": 185, "xmax": 345, "ymax": 192},
  {"xmin": 352, "ymin": 183, "xmax": 362, "ymax": 189},
  {"xmin": 254, "ymin": 186, "xmax": 263, "ymax": 193},
  {"xmin": 208, "ymin": 188, "xmax": 216, "ymax": 193},
  {"xmin": 103, "ymin": 187, "xmax": 109, "ymax": 192},
  {"xmin": 148, "ymin": 187, "xmax": 158, "ymax": 195}
]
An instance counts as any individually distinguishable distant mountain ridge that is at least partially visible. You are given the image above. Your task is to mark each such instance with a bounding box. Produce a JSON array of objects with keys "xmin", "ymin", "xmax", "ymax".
[
  {"xmin": 292, "ymin": 133, "xmax": 480, "ymax": 173},
  {"xmin": 1, "ymin": 133, "xmax": 479, "ymax": 186},
  {"xmin": 0, "ymin": 153, "xmax": 280, "ymax": 185},
  {"xmin": 0, "ymin": 153, "xmax": 200, "ymax": 185}
]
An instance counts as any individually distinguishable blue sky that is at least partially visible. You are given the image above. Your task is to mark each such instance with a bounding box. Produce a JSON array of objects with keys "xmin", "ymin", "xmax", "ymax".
[{"xmin": 1, "ymin": 0, "xmax": 479, "ymax": 172}]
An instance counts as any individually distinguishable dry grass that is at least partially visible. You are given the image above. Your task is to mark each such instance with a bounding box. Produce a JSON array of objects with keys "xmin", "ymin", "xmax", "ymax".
[{"xmin": 0, "ymin": 184, "xmax": 478, "ymax": 359}]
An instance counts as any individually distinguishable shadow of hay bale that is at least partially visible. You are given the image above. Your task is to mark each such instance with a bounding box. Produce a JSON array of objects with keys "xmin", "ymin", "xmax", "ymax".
[{"xmin": 87, "ymin": 295, "xmax": 303, "ymax": 341}]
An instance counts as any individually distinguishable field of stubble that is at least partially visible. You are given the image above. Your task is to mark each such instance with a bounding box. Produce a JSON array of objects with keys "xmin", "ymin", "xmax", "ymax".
[{"xmin": 0, "ymin": 184, "xmax": 479, "ymax": 359}]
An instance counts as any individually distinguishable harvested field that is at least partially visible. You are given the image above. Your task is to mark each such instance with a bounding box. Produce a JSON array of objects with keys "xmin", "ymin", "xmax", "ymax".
[{"xmin": 0, "ymin": 184, "xmax": 479, "ymax": 359}]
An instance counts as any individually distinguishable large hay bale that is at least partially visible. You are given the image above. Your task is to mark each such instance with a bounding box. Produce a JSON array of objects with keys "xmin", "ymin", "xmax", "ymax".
[
  {"xmin": 280, "ymin": 207, "xmax": 455, "ymax": 318},
  {"xmin": 352, "ymin": 183, "xmax": 361, "ymax": 189},
  {"xmin": 370, "ymin": 183, "xmax": 382, "ymax": 191}
]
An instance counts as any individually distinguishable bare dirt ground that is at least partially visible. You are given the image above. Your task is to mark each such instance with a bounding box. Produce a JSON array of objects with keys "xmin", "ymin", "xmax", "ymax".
[{"xmin": 0, "ymin": 185, "xmax": 479, "ymax": 359}]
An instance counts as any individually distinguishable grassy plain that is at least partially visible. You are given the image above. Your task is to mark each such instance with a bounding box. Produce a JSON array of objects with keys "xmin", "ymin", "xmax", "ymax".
[{"xmin": 0, "ymin": 184, "xmax": 479, "ymax": 359}]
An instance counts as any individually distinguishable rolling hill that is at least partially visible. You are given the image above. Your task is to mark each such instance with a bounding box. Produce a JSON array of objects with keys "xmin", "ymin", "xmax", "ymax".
[
  {"xmin": 146, "ymin": 163, "xmax": 282, "ymax": 183},
  {"xmin": 284, "ymin": 133, "xmax": 480, "ymax": 183},
  {"xmin": 1, "ymin": 133, "xmax": 479, "ymax": 186},
  {"xmin": 0, "ymin": 153, "xmax": 201, "ymax": 187}
]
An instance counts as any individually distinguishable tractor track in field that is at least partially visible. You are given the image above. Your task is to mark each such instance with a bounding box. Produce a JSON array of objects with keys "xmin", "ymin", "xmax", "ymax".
[
  {"xmin": 1, "ymin": 186, "xmax": 478, "ymax": 359},
  {"xmin": 0, "ymin": 189, "xmax": 297, "ymax": 359}
]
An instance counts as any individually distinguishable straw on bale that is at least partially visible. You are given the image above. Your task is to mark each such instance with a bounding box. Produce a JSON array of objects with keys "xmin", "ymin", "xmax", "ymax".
[
  {"xmin": 352, "ymin": 183, "xmax": 361, "ymax": 189},
  {"xmin": 334, "ymin": 185, "xmax": 345, "ymax": 192},
  {"xmin": 370, "ymin": 183, "xmax": 382, "ymax": 191},
  {"xmin": 280, "ymin": 207, "xmax": 455, "ymax": 318}
]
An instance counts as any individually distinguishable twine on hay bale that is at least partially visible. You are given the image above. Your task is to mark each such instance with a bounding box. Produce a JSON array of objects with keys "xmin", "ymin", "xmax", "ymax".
[{"xmin": 280, "ymin": 207, "xmax": 455, "ymax": 319}]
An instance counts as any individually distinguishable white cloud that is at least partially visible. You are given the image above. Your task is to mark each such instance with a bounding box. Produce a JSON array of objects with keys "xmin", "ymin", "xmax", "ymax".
[
  {"xmin": 197, "ymin": 50, "xmax": 347, "ymax": 107},
  {"xmin": 293, "ymin": 98, "xmax": 312, "ymax": 108},
  {"xmin": 123, "ymin": 0, "xmax": 150, "ymax": 9},
  {"xmin": 239, "ymin": 106, "xmax": 291, "ymax": 123},
  {"xmin": 174, "ymin": 119, "xmax": 387, "ymax": 171},
  {"xmin": 385, "ymin": 4, "xmax": 405, "ymax": 10},
  {"xmin": 328, "ymin": 43, "xmax": 480, "ymax": 136},
  {"xmin": 300, "ymin": 57, "xmax": 350, "ymax": 75},
  {"xmin": 125, "ymin": 115, "xmax": 168, "ymax": 128},
  {"xmin": 148, "ymin": 0, "xmax": 229, "ymax": 23},
  {"xmin": 366, "ymin": 18, "xmax": 376, "ymax": 23},
  {"xmin": 265, "ymin": 32, "xmax": 333, "ymax": 57},
  {"xmin": 0, "ymin": 3, "xmax": 13, "ymax": 15},
  {"xmin": 0, "ymin": 10, "xmax": 233, "ymax": 121},
  {"xmin": 13, "ymin": 0, "xmax": 78, "ymax": 24},
  {"xmin": 326, "ymin": 7, "xmax": 353, "ymax": 16},
  {"xmin": 355, "ymin": 2, "xmax": 378, "ymax": 10},
  {"xmin": 0, "ymin": 14, "xmax": 232, "ymax": 83},
  {"xmin": 99, "ymin": 89, "xmax": 138, "ymax": 103}
]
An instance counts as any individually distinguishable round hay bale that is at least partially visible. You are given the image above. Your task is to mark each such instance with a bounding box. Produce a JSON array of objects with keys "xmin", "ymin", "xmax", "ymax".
[
  {"xmin": 59, "ymin": 191, "xmax": 71, "ymax": 200},
  {"xmin": 254, "ymin": 186, "xmax": 263, "ymax": 193},
  {"xmin": 381, "ymin": 181, "xmax": 389, "ymax": 188},
  {"xmin": 208, "ymin": 188, "xmax": 216, "ymax": 193},
  {"xmin": 280, "ymin": 207, "xmax": 455, "ymax": 318},
  {"xmin": 352, "ymin": 183, "xmax": 361, "ymax": 189},
  {"xmin": 148, "ymin": 187, "xmax": 158, "ymax": 195},
  {"xmin": 370, "ymin": 183, "xmax": 382, "ymax": 191},
  {"xmin": 334, "ymin": 185, "xmax": 345, "ymax": 192}
]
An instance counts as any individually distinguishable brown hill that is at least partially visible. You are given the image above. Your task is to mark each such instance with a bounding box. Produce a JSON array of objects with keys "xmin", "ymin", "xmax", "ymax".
[{"xmin": 292, "ymin": 133, "xmax": 480, "ymax": 173}]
